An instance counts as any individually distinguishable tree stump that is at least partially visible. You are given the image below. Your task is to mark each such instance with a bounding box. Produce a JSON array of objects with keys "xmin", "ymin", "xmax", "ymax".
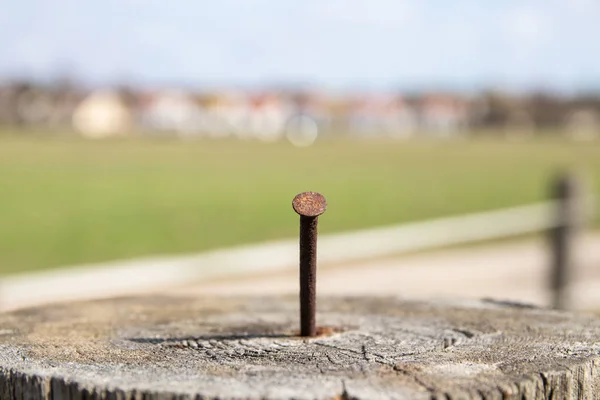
[{"xmin": 2, "ymin": 295, "xmax": 600, "ymax": 399}]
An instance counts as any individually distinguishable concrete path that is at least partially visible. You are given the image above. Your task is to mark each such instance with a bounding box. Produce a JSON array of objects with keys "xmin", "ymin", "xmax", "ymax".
[{"xmin": 166, "ymin": 234, "xmax": 600, "ymax": 311}]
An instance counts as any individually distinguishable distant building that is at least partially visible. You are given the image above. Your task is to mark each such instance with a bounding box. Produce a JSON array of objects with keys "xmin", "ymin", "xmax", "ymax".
[
  {"xmin": 419, "ymin": 94, "xmax": 469, "ymax": 136},
  {"xmin": 566, "ymin": 108, "xmax": 600, "ymax": 141},
  {"xmin": 246, "ymin": 93, "xmax": 291, "ymax": 141},
  {"xmin": 4, "ymin": 80, "xmax": 597, "ymax": 140},
  {"xmin": 291, "ymin": 91, "xmax": 333, "ymax": 134},
  {"xmin": 46, "ymin": 90, "xmax": 83, "ymax": 128},
  {"xmin": 380, "ymin": 96, "xmax": 418, "ymax": 139},
  {"xmin": 14, "ymin": 89, "xmax": 54, "ymax": 125},
  {"xmin": 347, "ymin": 94, "xmax": 417, "ymax": 138},
  {"xmin": 139, "ymin": 91, "xmax": 205, "ymax": 136},
  {"xmin": 347, "ymin": 97, "xmax": 384, "ymax": 135},
  {"xmin": 72, "ymin": 90, "xmax": 133, "ymax": 138},
  {"xmin": 0, "ymin": 85, "xmax": 19, "ymax": 124},
  {"xmin": 204, "ymin": 91, "xmax": 250, "ymax": 138}
]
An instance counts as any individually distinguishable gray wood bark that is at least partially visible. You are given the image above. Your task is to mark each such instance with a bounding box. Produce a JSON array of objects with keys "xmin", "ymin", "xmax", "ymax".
[{"xmin": 2, "ymin": 295, "xmax": 600, "ymax": 399}]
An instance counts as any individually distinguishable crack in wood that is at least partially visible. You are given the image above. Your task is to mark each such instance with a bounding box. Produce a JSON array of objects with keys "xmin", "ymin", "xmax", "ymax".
[
  {"xmin": 392, "ymin": 364, "xmax": 437, "ymax": 394},
  {"xmin": 3, "ymin": 296, "xmax": 600, "ymax": 399}
]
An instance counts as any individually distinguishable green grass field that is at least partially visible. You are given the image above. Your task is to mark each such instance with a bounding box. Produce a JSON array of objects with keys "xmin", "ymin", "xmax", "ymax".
[{"xmin": 0, "ymin": 133, "xmax": 599, "ymax": 275}]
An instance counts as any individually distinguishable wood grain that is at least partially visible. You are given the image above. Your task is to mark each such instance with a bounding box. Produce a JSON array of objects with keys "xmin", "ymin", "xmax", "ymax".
[{"xmin": 1, "ymin": 295, "xmax": 600, "ymax": 399}]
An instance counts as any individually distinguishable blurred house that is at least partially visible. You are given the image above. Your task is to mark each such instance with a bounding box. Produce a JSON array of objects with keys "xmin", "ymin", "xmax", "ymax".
[
  {"xmin": 0, "ymin": 84, "xmax": 20, "ymax": 125},
  {"xmin": 14, "ymin": 88, "xmax": 54, "ymax": 126},
  {"xmin": 348, "ymin": 94, "xmax": 417, "ymax": 138},
  {"xmin": 280, "ymin": 91, "xmax": 330, "ymax": 146},
  {"xmin": 566, "ymin": 108, "xmax": 600, "ymax": 141},
  {"xmin": 246, "ymin": 93, "xmax": 290, "ymax": 142},
  {"xmin": 0, "ymin": 83, "xmax": 54, "ymax": 126},
  {"xmin": 138, "ymin": 91, "xmax": 205, "ymax": 136},
  {"xmin": 72, "ymin": 90, "xmax": 133, "ymax": 138},
  {"xmin": 322, "ymin": 95, "xmax": 352, "ymax": 133},
  {"xmin": 204, "ymin": 91, "xmax": 250, "ymax": 138},
  {"xmin": 1, "ymin": 78, "xmax": 599, "ymax": 141},
  {"xmin": 46, "ymin": 89, "xmax": 83, "ymax": 129},
  {"xmin": 347, "ymin": 97, "xmax": 379, "ymax": 135},
  {"xmin": 0, "ymin": 82, "xmax": 83, "ymax": 129},
  {"xmin": 290, "ymin": 91, "xmax": 333, "ymax": 135},
  {"xmin": 474, "ymin": 92, "xmax": 537, "ymax": 138},
  {"xmin": 380, "ymin": 96, "xmax": 418, "ymax": 139},
  {"xmin": 419, "ymin": 94, "xmax": 470, "ymax": 137}
]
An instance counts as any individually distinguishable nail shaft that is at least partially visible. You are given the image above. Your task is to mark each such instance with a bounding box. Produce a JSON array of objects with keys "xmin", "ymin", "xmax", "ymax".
[{"xmin": 299, "ymin": 215, "xmax": 318, "ymax": 337}]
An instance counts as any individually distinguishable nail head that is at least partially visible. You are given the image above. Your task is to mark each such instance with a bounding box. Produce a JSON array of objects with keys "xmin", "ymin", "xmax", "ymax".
[{"xmin": 292, "ymin": 192, "xmax": 327, "ymax": 217}]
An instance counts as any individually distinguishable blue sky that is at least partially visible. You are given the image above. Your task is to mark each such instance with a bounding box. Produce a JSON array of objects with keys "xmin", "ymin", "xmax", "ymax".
[{"xmin": 1, "ymin": 0, "xmax": 599, "ymax": 91}]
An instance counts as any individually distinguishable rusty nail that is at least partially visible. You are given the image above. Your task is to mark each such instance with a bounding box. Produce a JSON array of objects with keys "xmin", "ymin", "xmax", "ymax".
[{"xmin": 292, "ymin": 191, "xmax": 327, "ymax": 337}]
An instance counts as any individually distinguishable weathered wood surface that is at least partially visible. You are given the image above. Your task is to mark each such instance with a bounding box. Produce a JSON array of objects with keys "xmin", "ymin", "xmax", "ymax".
[{"xmin": 2, "ymin": 296, "xmax": 600, "ymax": 399}]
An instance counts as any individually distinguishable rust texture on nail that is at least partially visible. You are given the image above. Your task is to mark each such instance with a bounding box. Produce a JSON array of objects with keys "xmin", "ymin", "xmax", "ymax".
[
  {"xmin": 292, "ymin": 192, "xmax": 327, "ymax": 217},
  {"xmin": 293, "ymin": 191, "xmax": 327, "ymax": 337},
  {"xmin": 299, "ymin": 215, "xmax": 318, "ymax": 337}
]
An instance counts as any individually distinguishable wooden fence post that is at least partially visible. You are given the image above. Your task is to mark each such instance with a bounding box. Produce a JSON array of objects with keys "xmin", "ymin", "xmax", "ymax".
[{"xmin": 549, "ymin": 173, "xmax": 581, "ymax": 310}]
